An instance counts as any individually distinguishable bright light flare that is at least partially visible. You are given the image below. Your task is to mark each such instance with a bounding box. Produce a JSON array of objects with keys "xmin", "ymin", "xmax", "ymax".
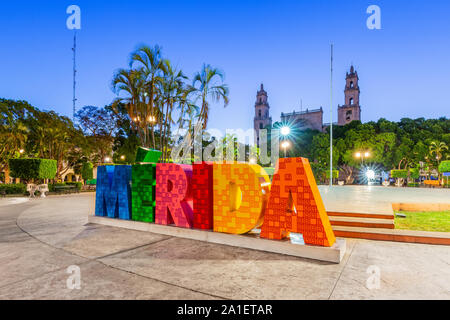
[
  {"xmin": 366, "ymin": 169, "xmax": 375, "ymax": 180},
  {"xmin": 281, "ymin": 141, "xmax": 290, "ymax": 149},
  {"xmin": 280, "ymin": 126, "xmax": 291, "ymax": 136}
]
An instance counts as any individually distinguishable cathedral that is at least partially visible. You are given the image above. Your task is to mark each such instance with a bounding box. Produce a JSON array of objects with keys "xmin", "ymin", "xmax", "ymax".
[{"xmin": 254, "ymin": 66, "xmax": 361, "ymax": 145}]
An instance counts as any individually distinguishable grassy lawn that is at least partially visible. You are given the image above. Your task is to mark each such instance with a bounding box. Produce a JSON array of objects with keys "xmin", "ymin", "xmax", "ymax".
[{"xmin": 395, "ymin": 211, "xmax": 450, "ymax": 232}]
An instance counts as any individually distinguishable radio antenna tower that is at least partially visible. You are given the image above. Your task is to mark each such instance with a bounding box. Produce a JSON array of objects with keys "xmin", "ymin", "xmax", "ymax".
[{"xmin": 72, "ymin": 32, "xmax": 77, "ymax": 122}]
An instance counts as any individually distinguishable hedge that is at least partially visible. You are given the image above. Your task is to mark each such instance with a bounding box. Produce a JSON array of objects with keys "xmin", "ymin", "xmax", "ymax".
[
  {"xmin": 391, "ymin": 170, "xmax": 408, "ymax": 179},
  {"xmin": 408, "ymin": 183, "xmax": 419, "ymax": 188},
  {"xmin": 66, "ymin": 182, "xmax": 83, "ymax": 191},
  {"xmin": 48, "ymin": 183, "xmax": 66, "ymax": 192},
  {"xmin": 9, "ymin": 158, "xmax": 57, "ymax": 180},
  {"xmin": 86, "ymin": 179, "xmax": 97, "ymax": 185},
  {"xmin": 81, "ymin": 162, "xmax": 94, "ymax": 181},
  {"xmin": 48, "ymin": 182, "xmax": 82, "ymax": 192},
  {"xmin": 0, "ymin": 184, "xmax": 27, "ymax": 195},
  {"xmin": 439, "ymin": 160, "xmax": 450, "ymax": 173},
  {"xmin": 326, "ymin": 170, "xmax": 339, "ymax": 179}
]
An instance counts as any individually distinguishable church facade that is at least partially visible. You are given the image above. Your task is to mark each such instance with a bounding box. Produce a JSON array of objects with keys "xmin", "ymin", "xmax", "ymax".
[{"xmin": 254, "ymin": 66, "xmax": 361, "ymax": 144}]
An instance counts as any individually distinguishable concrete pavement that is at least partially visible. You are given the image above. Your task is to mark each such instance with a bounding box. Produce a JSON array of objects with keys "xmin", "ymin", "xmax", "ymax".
[{"xmin": 0, "ymin": 193, "xmax": 449, "ymax": 300}]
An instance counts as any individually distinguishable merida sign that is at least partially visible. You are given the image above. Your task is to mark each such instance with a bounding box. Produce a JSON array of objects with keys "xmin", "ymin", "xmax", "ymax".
[{"xmin": 95, "ymin": 154, "xmax": 336, "ymax": 247}]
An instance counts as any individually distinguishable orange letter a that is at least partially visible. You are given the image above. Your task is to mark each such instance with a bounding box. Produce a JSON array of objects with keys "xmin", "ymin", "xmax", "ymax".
[{"xmin": 260, "ymin": 158, "xmax": 336, "ymax": 247}]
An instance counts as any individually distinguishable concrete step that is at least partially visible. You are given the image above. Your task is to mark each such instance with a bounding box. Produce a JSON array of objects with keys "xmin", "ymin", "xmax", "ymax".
[
  {"xmin": 327, "ymin": 211, "xmax": 394, "ymax": 220},
  {"xmin": 329, "ymin": 216, "xmax": 395, "ymax": 229},
  {"xmin": 333, "ymin": 226, "xmax": 450, "ymax": 246}
]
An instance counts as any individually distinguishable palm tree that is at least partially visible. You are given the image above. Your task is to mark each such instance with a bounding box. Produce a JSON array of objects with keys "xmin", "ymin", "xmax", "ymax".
[
  {"xmin": 187, "ymin": 64, "xmax": 229, "ymax": 130},
  {"xmin": 429, "ymin": 141, "xmax": 448, "ymax": 165},
  {"xmin": 111, "ymin": 68, "xmax": 147, "ymax": 146},
  {"xmin": 130, "ymin": 45, "xmax": 165, "ymax": 149},
  {"xmin": 159, "ymin": 60, "xmax": 188, "ymax": 162},
  {"xmin": 430, "ymin": 141, "xmax": 448, "ymax": 180}
]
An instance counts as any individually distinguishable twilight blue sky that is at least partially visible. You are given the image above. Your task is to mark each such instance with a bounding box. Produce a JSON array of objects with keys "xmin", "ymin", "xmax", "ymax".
[{"xmin": 0, "ymin": 0, "xmax": 449, "ymax": 133}]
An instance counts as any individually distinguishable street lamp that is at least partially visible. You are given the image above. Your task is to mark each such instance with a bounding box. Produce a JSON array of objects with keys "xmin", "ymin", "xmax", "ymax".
[
  {"xmin": 281, "ymin": 141, "xmax": 290, "ymax": 158},
  {"xmin": 148, "ymin": 115, "xmax": 156, "ymax": 124},
  {"xmin": 355, "ymin": 151, "xmax": 371, "ymax": 164},
  {"xmin": 19, "ymin": 149, "xmax": 24, "ymax": 154},
  {"xmin": 105, "ymin": 157, "xmax": 111, "ymax": 163},
  {"xmin": 280, "ymin": 126, "xmax": 291, "ymax": 137},
  {"xmin": 120, "ymin": 155, "xmax": 126, "ymax": 161}
]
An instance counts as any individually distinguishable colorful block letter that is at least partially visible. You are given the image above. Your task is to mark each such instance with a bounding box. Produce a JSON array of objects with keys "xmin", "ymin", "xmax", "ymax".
[
  {"xmin": 155, "ymin": 163, "xmax": 194, "ymax": 228},
  {"xmin": 260, "ymin": 158, "xmax": 336, "ymax": 247},
  {"xmin": 192, "ymin": 162, "xmax": 214, "ymax": 230},
  {"xmin": 213, "ymin": 163, "xmax": 270, "ymax": 234},
  {"xmin": 95, "ymin": 165, "xmax": 132, "ymax": 220},
  {"xmin": 131, "ymin": 164, "xmax": 156, "ymax": 223}
]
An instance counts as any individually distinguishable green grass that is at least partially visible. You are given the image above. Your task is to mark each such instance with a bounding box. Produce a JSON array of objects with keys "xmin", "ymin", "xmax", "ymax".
[{"xmin": 395, "ymin": 211, "xmax": 450, "ymax": 232}]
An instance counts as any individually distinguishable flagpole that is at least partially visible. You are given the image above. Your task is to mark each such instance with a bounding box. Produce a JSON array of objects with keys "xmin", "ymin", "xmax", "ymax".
[{"xmin": 330, "ymin": 44, "xmax": 334, "ymax": 187}]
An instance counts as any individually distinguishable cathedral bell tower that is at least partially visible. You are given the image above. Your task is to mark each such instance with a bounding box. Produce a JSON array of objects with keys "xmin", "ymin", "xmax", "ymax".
[
  {"xmin": 338, "ymin": 66, "xmax": 361, "ymax": 125},
  {"xmin": 254, "ymin": 84, "xmax": 272, "ymax": 146}
]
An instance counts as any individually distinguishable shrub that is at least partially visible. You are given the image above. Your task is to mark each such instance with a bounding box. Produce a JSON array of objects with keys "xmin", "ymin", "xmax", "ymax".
[
  {"xmin": 439, "ymin": 160, "xmax": 450, "ymax": 173},
  {"xmin": 9, "ymin": 158, "xmax": 57, "ymax": 180},
  {"xmin": 85, "ymin": 179, "xmax": 97, "ymax": 185},
  {"xmin": 410, "ymin": 167, "xmax": 420, "ymax": 179},
  {"xmin": 0, "ymin": 184, "xmax": 27, "ymax": 195},
  {"xmin": 391, "ymin": 170, "xmax": 408, "ymax": 179},
  {"xmin": 408, "ymin": 183, "xmax": 419, "ymax": 188},
  {"xmin": 48, "ymin": 183, "xmax": 66, "ymax": 192},
  {"xmin": 81, "ymin": 162, "xmax": 94, "ymax": 181},
  {"xmin": 326, "ymin": 170, "xmax": 339, "ymax": 179}
]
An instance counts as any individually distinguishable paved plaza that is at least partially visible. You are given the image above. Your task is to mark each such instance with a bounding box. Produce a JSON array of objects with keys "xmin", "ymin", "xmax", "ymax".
[{"xmin": 0, "ymin": 190, "xmax": 449, "ymax": 300}]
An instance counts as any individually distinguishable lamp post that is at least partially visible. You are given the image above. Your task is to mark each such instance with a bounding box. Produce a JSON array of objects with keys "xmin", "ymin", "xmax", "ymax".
[
  {"xmin": 281, "ymin": 141, "xmax": 290, "ymax": 158},
  {"xmin": 355, "ymin": 151, "xmax": 371, "ymax": 165},
  {"xmin": 280, "ymin": 126, "xmax": 291, "ymax": 158}
]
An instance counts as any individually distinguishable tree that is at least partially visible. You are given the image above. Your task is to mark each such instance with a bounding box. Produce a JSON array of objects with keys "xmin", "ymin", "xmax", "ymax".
[
  {"xmin": 187, "ymin": 64, "xmax": 229, "ymax": 130},
  {"xmin": 0, "ymin": 99, "xmax": 34, "ymax": 183},
  {"xmin": 429, "ymin": 141, "xmax": 448, "ymax": 165},
  {"xmin": 159, "ymin": 60, "xmax": 187, "ymax": 162},
  {"xmin": 81, "ymin": 162, "xmax": 94, "ymax": 181},
  {"xmin": 429, "ymin": 141, "xmax": 449, "ymax": 179},
  {"xmin": 75, "ymin": 106, "xmax": 119, "ymax": 164},
  {"xmin": 111, "ymin": 68, "xmax": 147, "ymax": 146},
  {"xmin": 130, "ymin": 45, "xmax": 165, "ymax": 149}
]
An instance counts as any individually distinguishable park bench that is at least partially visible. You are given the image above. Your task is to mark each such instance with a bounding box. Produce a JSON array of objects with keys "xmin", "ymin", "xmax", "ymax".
[{"xmin": 54, "ymin": 185, "xmax": 79, "ymax": 194}]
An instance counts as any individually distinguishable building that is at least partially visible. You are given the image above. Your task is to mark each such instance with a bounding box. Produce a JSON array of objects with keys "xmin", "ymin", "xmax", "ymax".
[
  {"xmin": 253, "ymin": 84, "xmax": 272, "ymax": 146},
  {"xmin": 337, "ymin": 65, "xmax": 361, "ymax": 125},
  {"xmin": 281, "ymin": 107, "xmax": 324, "ymax": 132},
  {"xmin": 253, "ymin": 66, "xmax": 362, "ymax": 136}
]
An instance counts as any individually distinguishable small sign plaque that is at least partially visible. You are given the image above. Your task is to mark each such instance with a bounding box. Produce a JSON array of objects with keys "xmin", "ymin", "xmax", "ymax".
[{"xmin": 290, "ymin": 233, "xmax": 305, "ymax": 245}]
